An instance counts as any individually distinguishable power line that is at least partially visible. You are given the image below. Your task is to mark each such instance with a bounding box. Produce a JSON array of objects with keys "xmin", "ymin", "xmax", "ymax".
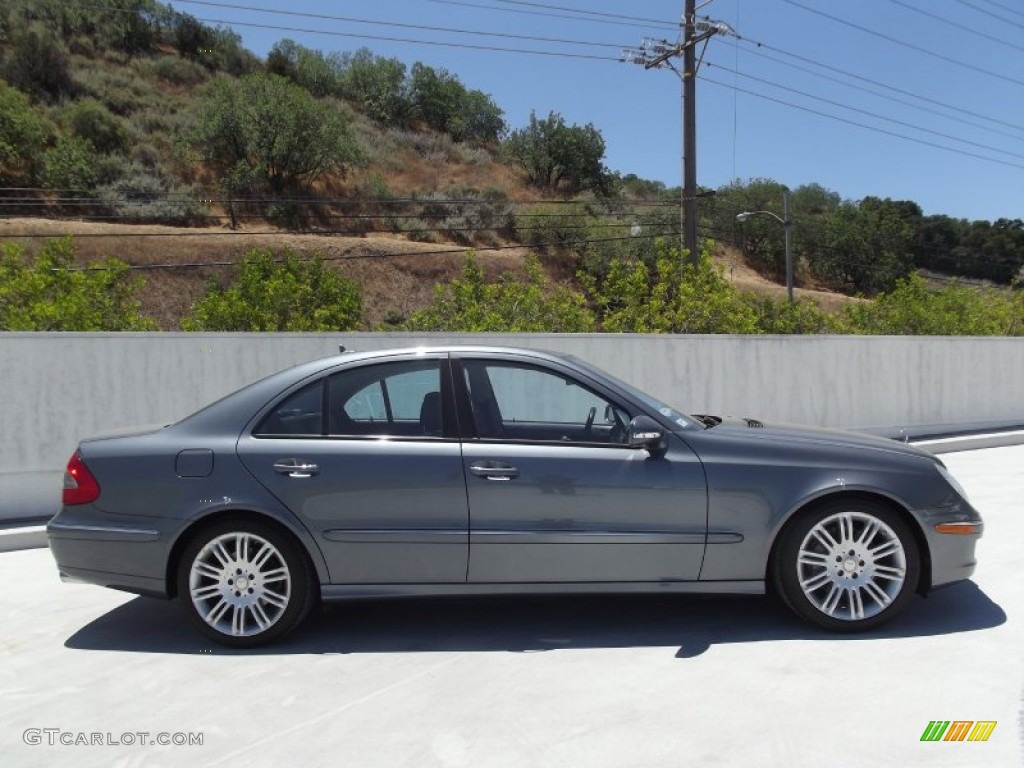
[
  {"xmin": 492, "ymin": 0, "xmax": 674, "ymax": 27},
  {"xmin": 779, "ymin": 0, "xmax": 1024, "ymax": 88},
  {"xmin": 704, "ymin": 61, "xmax": 1024, "ymax": 162},
  {"xmin": 167, "ymin": 0, "xmax": 629, "ymax": 50},
  {"xmin": 81, "ymin": 7, "xmax": 622, "ymax": 61},
  {"xmin": 733, "ymin": 36, "xmax": 1024, "ymax": 134},
  {"xmin": 428, "ymin": 0, "xmax": 678, "ymax": 32},
  {"xmin": 724, "ymin": 40, "xmax": 1024, "ymax": 143},
  {"xmin": 886, "ymin": 0, "xmax": 1024, "ymax": 53},
  {"xmin": 952, "ymin": 0, "xmax": 1024, "ymax": 29},
  {"xmin": 699, "ymin": 74, "xmax": 1024, "ymax": 170}
]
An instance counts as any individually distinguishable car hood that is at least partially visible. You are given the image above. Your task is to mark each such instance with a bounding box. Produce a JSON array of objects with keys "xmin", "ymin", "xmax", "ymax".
[{"xmin": 703, "ymin": 416, "xmax": 939, "ymax": 461}]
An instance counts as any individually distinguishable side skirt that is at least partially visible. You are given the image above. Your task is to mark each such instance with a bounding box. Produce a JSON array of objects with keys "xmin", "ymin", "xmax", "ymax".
[{"xmin": 321, "ymin": 580, "xmax": 765, "ymax": 601}]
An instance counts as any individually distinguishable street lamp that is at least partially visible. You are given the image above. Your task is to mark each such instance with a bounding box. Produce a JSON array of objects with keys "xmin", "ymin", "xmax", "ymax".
[{"xmin": 736, "ymin": 191, "xmax": 793, "ymax": 303}]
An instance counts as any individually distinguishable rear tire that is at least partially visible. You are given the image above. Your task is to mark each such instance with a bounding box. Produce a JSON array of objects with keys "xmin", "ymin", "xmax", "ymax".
[
  {"xmin": 177, "ymin": 519, "xmax": 316, "ymax": 648},
  {"xmin": 773, "ymin": 500, "xmax": 921, "ymax": 632}
]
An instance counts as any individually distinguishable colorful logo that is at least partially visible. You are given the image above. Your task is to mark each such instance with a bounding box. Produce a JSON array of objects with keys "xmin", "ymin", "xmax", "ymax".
[{"xmin": 920, "ymin": 721, "xmax": 997, "ymax": 742}]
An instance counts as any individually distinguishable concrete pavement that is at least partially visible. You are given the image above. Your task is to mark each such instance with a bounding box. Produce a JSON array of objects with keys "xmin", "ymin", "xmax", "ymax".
[{"xmin": 0, "ymin": 445, "xmax": 1021, "ymax": 767}]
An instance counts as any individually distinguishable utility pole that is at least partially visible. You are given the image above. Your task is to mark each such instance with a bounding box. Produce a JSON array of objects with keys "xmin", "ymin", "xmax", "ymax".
[
  {"xmin": 623, "ymin": 3, "xmax": 734, "ymax": 266},
  {"xmin": 683, "ymin": 0, "xmax": 697, "ymax": 266}
]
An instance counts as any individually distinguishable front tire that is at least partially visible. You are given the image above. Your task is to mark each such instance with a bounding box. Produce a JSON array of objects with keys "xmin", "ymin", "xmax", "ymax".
[
  {"xmin": 177, "ymin": 520, "xmax": 315, "ymax": 648},
  {"xmin": 773, "ymin": 500, "xmax": 921, "ymax": 632}
]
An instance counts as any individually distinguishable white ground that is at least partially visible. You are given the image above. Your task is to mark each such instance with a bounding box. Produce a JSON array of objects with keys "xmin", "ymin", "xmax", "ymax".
[{"xmin": 0, "ymin": 445, "xmax": 1021, "ymax": 768}]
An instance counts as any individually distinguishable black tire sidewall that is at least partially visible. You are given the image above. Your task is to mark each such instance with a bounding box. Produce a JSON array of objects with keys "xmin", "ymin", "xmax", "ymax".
[
  {"xmin": 774, "ymin": 500, "xmax": 922, "ymax": 632},
  {"xmin": 176, "ymin": 519, "xmax": 315, "ymax": 648}
]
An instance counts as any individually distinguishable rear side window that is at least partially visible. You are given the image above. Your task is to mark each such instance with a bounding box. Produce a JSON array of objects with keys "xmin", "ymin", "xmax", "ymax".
[
  {"xmin": 329, "ymin": 360, "xmax": 443, "ymax": 437},
  {"xmin": 253, "ymin": 380, "xmax": 324, "ymax": 437}
]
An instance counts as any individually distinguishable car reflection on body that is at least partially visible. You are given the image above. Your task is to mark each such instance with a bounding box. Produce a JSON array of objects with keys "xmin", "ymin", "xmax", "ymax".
[{"xmin": 48, "ymin": 346, "xmax": 983, "ymax": 647}]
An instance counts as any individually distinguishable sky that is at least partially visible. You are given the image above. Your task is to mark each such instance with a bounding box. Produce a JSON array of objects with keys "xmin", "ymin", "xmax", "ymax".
[{"xmin": 173, "ymin": 0, "xmax": 1023, "ymax": 222}]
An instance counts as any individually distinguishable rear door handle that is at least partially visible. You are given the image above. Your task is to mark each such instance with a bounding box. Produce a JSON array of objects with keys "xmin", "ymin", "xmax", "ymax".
[
  {"xmin": 469, "ymin": 462, "xmax": 519, "ymax": 481},
  {"xmin": 273, "ymin": 459, "xmax": 319, "ymax": 478}
]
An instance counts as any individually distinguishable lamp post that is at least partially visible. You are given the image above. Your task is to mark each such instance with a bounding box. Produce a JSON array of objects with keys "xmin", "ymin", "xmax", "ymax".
[{"xmin": 736, "ymin": 191, "xmax": 793, "ymax": 303}]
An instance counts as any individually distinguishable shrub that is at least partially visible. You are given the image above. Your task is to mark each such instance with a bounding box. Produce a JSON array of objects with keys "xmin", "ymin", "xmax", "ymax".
[
  {"xmin": 184, "ymin": 249, "xmax": 362, "ymax": 331},
  {"xmin": 43, "ymin": 136, "xmax": 98, "ymax": 190},
  {"xmin": 0, "ymin": 81, "xmax": 51, "ymax": 184},
  {"xmin": 61, "ymin": 98, "xmax": 131, "ymax": 154},
  {"xmin": 403, "ymin": 253, "xmax": 594, "ymax": 332},
  {"xmin": 0, "ymin": 238, "xmax": 153, "ymax": 331}
]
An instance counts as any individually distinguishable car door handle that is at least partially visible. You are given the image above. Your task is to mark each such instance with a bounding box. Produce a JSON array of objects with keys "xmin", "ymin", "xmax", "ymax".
[
  {"xmin": 273, "ymin": 459, "xmax": 319, "ymax": 478},
  {"xmin": 469, "ymin": 462, "xmax": 519, "ymax": 481}
]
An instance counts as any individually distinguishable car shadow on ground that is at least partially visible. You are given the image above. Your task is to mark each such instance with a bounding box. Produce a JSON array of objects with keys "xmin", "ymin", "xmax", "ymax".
[{"xmin": 65, "ymin": 580, "xmax": 1005, "ymax": 657}]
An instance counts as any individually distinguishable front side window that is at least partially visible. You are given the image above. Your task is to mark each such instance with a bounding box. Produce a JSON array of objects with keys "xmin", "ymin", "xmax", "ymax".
[
  {"xmin": 462, "ymin": 361, "xmax": 629, "ymax": 444},
  {"xmin": 329, "ymin": 360, "xmax": 444, "ymax": 437}
]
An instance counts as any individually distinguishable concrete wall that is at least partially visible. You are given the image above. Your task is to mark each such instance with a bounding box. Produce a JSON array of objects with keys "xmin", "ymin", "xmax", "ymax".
[{"xmin": 3, "ymin": 332, "xmax": 1023, "ymax": 521}]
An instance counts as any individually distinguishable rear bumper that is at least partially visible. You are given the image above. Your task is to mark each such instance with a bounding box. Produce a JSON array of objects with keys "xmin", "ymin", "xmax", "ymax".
[{"xmin": 47, "ymin": 508, "xmax": 177, "ymax": 598}]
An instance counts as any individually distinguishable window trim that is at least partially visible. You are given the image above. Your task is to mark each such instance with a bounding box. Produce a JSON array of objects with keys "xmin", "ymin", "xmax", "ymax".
[{"xmin": 452, "ymin": 358, "xmax": 633, "ymax": 448}]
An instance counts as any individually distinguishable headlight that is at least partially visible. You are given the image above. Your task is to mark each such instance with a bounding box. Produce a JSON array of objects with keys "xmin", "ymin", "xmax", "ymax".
[{"xmin": 936, "ymin": 463, "xmax": 971, "ymax": 503}]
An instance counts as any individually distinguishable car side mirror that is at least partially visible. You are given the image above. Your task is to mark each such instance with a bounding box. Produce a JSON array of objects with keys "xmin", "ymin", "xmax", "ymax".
[{"xmin": 628, "ymin": 415, "xmax": 666, "ymax": 454}]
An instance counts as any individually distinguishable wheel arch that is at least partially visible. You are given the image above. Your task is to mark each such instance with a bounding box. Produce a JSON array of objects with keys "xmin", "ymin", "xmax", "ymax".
[
  {"xmin": 166, "ymin": 509, "xmax": 325, "ymax": 599},
  {"xmin": 766, "ymin": 490, "xmax": 932, "ymax": 595}
]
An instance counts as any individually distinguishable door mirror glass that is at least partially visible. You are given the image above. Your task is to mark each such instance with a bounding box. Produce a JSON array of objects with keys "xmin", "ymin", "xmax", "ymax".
[{"xmin": 628, "ymin": 415, "xmax": 665, "ymax": 453}]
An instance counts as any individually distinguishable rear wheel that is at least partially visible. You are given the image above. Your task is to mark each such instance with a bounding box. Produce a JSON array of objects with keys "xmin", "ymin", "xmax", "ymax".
[
  {"xmin": 177, "ymin": 520, "xmax": 315, "ymax": 648},
  {"xmin": 774, "ymin": 500, "xmax": 921, "ymax": 631}
]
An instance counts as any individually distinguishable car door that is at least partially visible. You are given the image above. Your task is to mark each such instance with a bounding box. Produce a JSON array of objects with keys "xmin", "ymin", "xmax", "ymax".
[
  {"xmin": 237, "ymin": 354, "xmax": 469, "ymax": 584},
  {"xmin": 454, "ymin": 354, "xmax": 708, "ymax": 583}
]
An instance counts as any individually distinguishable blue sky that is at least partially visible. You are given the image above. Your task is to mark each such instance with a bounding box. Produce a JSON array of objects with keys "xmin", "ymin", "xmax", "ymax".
[{"xmin": 177, "ymin": 0, "xmax": 1023, "ymax": 221}]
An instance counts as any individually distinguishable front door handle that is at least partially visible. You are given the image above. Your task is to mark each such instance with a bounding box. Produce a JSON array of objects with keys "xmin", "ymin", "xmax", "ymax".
[
  {"xmin": 469, "ymin": 462, "xmax": 519, "ymax": 481},
  {"xmin": 273, "ymin": 459, "xmax": 319, "ymax": 478}
]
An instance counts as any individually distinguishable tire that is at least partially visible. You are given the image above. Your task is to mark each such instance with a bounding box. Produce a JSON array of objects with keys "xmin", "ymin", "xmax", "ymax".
[
  {"xmin": 773, "ymin": 499, "xmax": 921, "ymax": 632},
  {"xmin": 177, "ymin": 519, "xmax": 316, "ymax": 648}
]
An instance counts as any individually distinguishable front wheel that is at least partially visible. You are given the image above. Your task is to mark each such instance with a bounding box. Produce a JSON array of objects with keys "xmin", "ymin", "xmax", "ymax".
[
  {"xmin": 773, "ymin": 500, "xmax": 921, "ymax": 632},
  {"xmin": 177, "ymin": 520, "xmax": 316, "ymax": 648}
]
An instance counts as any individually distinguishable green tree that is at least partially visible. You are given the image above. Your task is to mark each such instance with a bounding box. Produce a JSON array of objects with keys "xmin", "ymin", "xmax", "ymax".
[
  {"xmin": 0, "ymin": 238, "xmax": 153, "ymax": 330},
  {"xmin": 504, "ymin": 110, "xmax": 611, "ymax": 195},
  {"xmin": 189, "ymin": 73, "xmax": 362, "ymax": 195},
  {"xmin": 813, "ymin": 198, "xmax": 915, "ymax": 294},
  {"xmin": 581, "ymin": 242, "xmax": 759, "ymax": 333},
  {"xmin": 403, "ymin": 253, "xmax": 594, "ymax": 332},
  {"xmin": 0, "ymin": 81, "xmax": 51, "ymax": 184},
  {"xmin": 335, "ymin": 48, "xmax": 412, "ymax": 126},
  {"xmin": 184, "ymin": 249, "xmax": 362, "ymax": 331}
]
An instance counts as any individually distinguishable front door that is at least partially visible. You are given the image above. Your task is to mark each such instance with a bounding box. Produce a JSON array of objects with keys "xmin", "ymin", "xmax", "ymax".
[{"xmin": 455, "ymin": 356, "xmax": 707, "ymax": 583}]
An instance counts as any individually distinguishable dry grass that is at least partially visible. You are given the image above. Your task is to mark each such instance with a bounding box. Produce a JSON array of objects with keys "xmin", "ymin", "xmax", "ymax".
[{"xmin": 0, "ymin": 218, "xmax": 533, "ymax": 329}]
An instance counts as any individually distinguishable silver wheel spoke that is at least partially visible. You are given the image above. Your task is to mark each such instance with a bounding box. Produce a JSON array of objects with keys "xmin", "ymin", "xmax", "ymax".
[
  {"xmin": 821, "ymin": 584, "xmax": 842, "ymax": 616},
  {"xmin": 800, "ymin": 570, "xmax": 832, "ymax": 592},
  {"xmin": 863, "ymin": 580, "xmax": 892, "ymax": 607},
  {"xmin": 837, "ymin": 514, "xmax": 854, "ymax": 544},
  {"xmin": 856, "ymin": 519, "xmax": 881, "ymax": 548},
  {"xmin": 191, "ymin": 583, "xmax": 221, "ymax": 600},
  {"xmin": 193, "ymin": 562, "xmax": 221, "ymax": 581},
  {"xmin": 870, "ymin": 540, "xmax": 901, "ymax": 559},
  {"xmin": 262, "ymin": 567, "xmax": 289, "ymax": 584},
  {"xmin": 849, "ymin": 588, "xmax": 865, "ymax": 620},
  {"xmin": 873, "ymin": 564, "xmax": 905, "ymax": 581},
  {"xmin": 798, "ymin": 551, "xmax": 830, "ymax": 567},
  {"xmin": 205, "ymin": 597, "xmax": 230, "ymax": 625}
]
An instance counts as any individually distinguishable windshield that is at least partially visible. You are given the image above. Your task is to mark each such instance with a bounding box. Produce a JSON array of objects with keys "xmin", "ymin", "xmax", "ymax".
[{"xmin": 562, "ymin": 355, "xmax": 699, "ymax": 430}]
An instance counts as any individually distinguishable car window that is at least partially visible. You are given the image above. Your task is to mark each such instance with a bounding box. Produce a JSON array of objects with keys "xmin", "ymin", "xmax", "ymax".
[
  {"xmin": 463, "ymin": 361, "xmax": 629, "ymax": 444},
  {"xmin": 329, "ymin": 360, "xmax": 444, "ymax": 437},
  {"xmin": 253, "ymin": 380, "xmax": 324, "ymax": 437}
]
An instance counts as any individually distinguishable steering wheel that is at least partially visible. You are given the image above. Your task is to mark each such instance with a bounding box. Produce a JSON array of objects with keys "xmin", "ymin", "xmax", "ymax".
[
  {"xmin": 583, "ymin": 406, "xmax": 596, "ymax": 438},
  {"xmin": 608, "ymin": 408, "xmax": 627, "ymax": 444}
]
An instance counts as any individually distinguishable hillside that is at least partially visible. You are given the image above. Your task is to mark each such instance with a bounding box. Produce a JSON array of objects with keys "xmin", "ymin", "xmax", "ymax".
[{"xmin": 0, "ymin": 0, "xmax": 1019, "ymax": 333}]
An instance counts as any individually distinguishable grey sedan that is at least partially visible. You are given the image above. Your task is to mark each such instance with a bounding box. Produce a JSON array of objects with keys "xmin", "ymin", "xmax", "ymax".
[{"xmin": 48, "ymin": 346, "xmax": 983, "ymax": 647}]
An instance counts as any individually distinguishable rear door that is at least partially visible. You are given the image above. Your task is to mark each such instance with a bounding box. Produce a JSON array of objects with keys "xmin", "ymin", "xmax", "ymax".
[
  {"xmin": 454, "ymin": 354, "xmax": 707, "ymax": 583},
  {"xmin": 238, "ymin": 354, "xmax": 469, "ymax": 584}
]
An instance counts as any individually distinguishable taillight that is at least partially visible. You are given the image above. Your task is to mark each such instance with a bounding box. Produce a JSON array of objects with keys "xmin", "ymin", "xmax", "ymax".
[{"xmin": 63, "ymin": 452, "xmax": 100, "ymax": 505}]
